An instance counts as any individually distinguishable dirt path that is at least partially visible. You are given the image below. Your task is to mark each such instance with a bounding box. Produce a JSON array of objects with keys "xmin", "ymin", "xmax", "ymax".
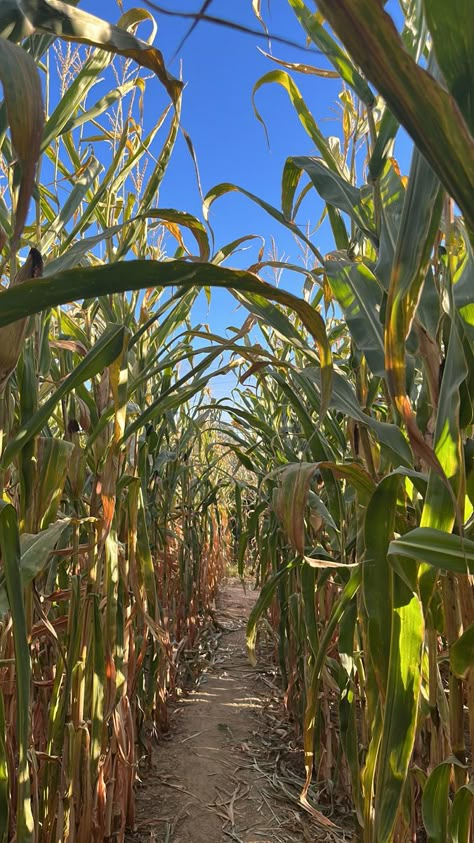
[{"xmin": 129, "ymin": 583, "xmax": 352, "ymax": 843}]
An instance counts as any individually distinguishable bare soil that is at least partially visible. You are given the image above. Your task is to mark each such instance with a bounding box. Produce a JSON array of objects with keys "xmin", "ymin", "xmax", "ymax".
[{"xmin": 128, "ymin": 582, "xmax": 354, "ymax": 843}]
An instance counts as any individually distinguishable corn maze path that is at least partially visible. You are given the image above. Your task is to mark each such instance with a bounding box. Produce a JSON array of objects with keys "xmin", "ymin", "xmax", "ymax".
[{"xmin": 129, "ymin": 582, "xmax": 353, "ymax": 843}]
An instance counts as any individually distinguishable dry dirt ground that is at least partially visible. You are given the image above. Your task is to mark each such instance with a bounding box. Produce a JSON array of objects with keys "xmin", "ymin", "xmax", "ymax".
[{"xmin": 128, "ymin": 582, "xmax": 354, "ymax": 843}]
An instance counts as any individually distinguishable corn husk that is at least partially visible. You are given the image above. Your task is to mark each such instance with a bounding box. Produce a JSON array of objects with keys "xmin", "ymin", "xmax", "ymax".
[{"xmin": 0, "ymin": 248, "xmax": 43, "ymax": 394}]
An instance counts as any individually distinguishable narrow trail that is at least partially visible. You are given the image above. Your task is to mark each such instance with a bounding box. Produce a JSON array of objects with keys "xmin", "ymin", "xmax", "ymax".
[{"xmin": 129, "ymin": 582, "xmax": 351, "ymax": 843}]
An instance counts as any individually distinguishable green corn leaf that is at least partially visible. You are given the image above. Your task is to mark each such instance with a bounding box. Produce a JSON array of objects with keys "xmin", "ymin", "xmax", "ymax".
[
  {"xmin": 324, "ymin": 254, "xmax": 384, "ymax": 376},
  {"xmin": 418, "ymin": 314, "xmax": 467, "ymax": 602},
  {"xmin": 448, "ymin": 782, "xmax": 474, "ymax": 843},
  {"xmin": 232, "ymin": 290, "xmax": 319, "ymax": 365},
  {"xmin": 123, "ymin": 359, "xmax": 238, "ymax": 441},
  {"xmin": 212, "ymin": 233, "xmax": 263, "ymax": 265},
  {"xmin": 283, "ymin": 368, "xmax": 348, "ymax": 456},
  {"xmin": 267, "ymin": 372, "xmax": 345, "ymax": 521},
  {"xmin": 35, "ymin": 437, "xmax": 75, "ymax": 530},
  {"xmin": 452, "ymin": 223, "xmax": 474, "ymax": 337},
  {"xmin": 246, "ymin": 560, "xmax": 298, "ymax": 665},
  {"xmin": 364, "ymin": 473, "xmax": 401, "ymax": 696},
  {"xmin": 135, "ymin": 480, "xmax": 159, "ymax": 622},
  {"xmin": 300, "ymin": 564, "xmax": 318, "ymax": 659},
  {"xmin": 131, "ymin": 287, "xmax": 199, "ymax": 350},
  {"xmin": 228, "ymin": 446, "xmax": 254, "ymax": 473},
  {"xmin": 0, "ymin": 518, "xmax": 72, "ymax": 615},
  {"xmin": 59, "ymin": 77, "xmax": 141, "ymax": 137},
  {"xmin": 204, "ymin": 181, "xmax": 324, "ymax": 262},
  {"xmin": 90, "ymin": 594, "xmax": 105, "ymax": 784},
  {"xmin": 0, "ymin": 691, "xmax": 8, "ymax": 843},
  {"xmin": 423, "ymin": 0, "xmax": 474, "ymax": 134},
  {"xmin": 0, "ymin": 324, "xmax": 126, "ymax": 470},
  {"xmin": 361, "ymin": 699, "xmax": 383, "ymax": 835},
  {"xmin": 287, "ymin": 0, "xmax": 375, "ymax": 105},
  {"xmin": 41, "ymin": 49, "xmax": 113, "ymax": 151},
  {"xmin": 39, "ymin": 155, "xmax": 104, "ymax": 254},
  {"xmin": 369, "ymin": 108, "xmax": 400, "ymax": 181},
  {"xmin": 42, "ymin": 225, "xmax": 126, "ymax": 277},
  {"xmin": 41, "ymin": 7, "xmax": 161, "ymax": 148},
  {"xmin": 114, "ymin": 109, "xmax": 183, "ymax": 259},
  {"xmin": 0, "ymin": 260, "xmax": 333, "ymax": 422},
  {"xmin": 0, "ymin": 502, "xmax": 34, "ymax": 843},
  {"xmin": 384, "ymin": 58, "xmax": 445, "ymax": 433},
  {"xmin": 253, "ymin": 71, "xmax": 343, "ymax": 175},
  {"xmin": 382, "ymin": 59, "xmax": 467, "ymax": 599},
  {"xmin": 303, "ymin": 367, "xmax": 413, "ymax": 466},
  {"xmin": 338, "ymin": 596, "xmax": 363, "ymax": 826},
  {"xmin": 422, "ymin": 759, "xmax": 454, "ymax": 843},
  {"xmin": 58, "ymin": 122, "xmax": 139, "ymax": 250},
  {"xmin": 450, "ymin": 623, "xmax": 474, "ymax": 679},
  {"xmin": 307, "ymin": 491, "xmax": 338, "ymax": 533},
  {"xmin": 44, "ymin": 209, "xmax": 207, "ymax": 277},
  {"xmin": 375, "ymin": 158, "xmax": 406, "ymax": 290},
  {"xmin": 145, "ymin": 210, "xmax": 210, "ymax": 261},
  {"xmin": 374, "ymin": 565, "xmax": 424, "ymax": 841},
  {"xmin": 313, "ymin": 0, "xmax": 474, "ymax": 237},
  {"xmin": 389, "ymin": 528, "xmax": 474, "ymax": 573},
  {"xmin": 368, "ymin": 3, "xmax": 428, "ymax": 179},
  {"xmin": 289, "ymin": 157, "xmax": 377, "ymax": 242}
]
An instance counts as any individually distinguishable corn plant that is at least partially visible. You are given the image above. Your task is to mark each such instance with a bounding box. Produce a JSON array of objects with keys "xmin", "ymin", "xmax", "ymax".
[
  {"xmin": 199, "ymin": 1, "xmax": 474, "ymax": 839},
  {"xmin": 0, "ymin": 287, "xmax": 240, "ymax": 840},
  {"xmin": 2, "ymin": 1, "xmax": 473, "ymax": 841},
  {"xmin": 0, "ymin": 3, "xmax": 345, "ymax": 840}
]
